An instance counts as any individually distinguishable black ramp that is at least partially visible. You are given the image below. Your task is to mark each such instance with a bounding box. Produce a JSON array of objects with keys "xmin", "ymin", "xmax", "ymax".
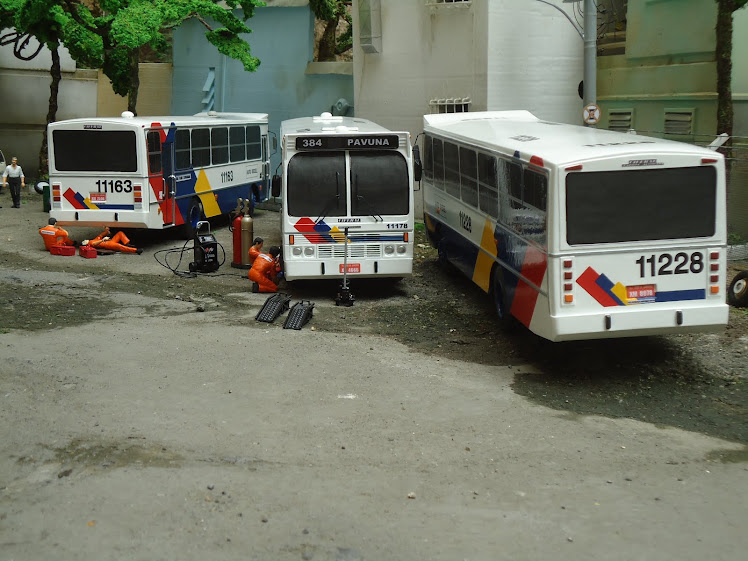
[
  {"xmin": 256, "ymin": 293, "xmax": 291, "ymax": 323},
  {"xmin": 283, "ymin": 301, "xmax": 315, "ymax": 330}
]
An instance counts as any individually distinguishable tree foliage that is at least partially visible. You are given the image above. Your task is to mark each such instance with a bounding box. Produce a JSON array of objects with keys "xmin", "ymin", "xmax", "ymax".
[
  {"xmin": 715, "ymin": 0, "xmax": 748, "ymax": 141},
  {"xmin": 309, "ymin": 0, "xmax": 351, "ymax": 61}
]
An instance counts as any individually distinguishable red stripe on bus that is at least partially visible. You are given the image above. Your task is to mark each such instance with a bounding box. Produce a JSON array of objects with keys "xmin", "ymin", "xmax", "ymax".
[{"xmin": 510, "ymin": 246, "xmax": 547, "ymax": 327}]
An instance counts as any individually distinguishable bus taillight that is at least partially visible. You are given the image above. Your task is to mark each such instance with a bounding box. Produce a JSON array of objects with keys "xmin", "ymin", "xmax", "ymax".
[
  {"xmin": 709, "ymin": 250, "xmax": 721, "ymax": 295},
  {"xmin": 562, "ymin": 258, "xmax": 574, "ymax": 304}
]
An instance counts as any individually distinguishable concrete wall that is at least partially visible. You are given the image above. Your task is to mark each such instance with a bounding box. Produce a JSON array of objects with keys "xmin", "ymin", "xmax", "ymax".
[
  {"xmin": 0, "ymin": 28, "xmax": 172, "ymax": 179},
  {"xmin": 170, "ymin": 3, "xmax": 354, "ymax": 175},
  {"xmin": 353, "ymin": 0, "xmax": 584, "ymax": 217}
]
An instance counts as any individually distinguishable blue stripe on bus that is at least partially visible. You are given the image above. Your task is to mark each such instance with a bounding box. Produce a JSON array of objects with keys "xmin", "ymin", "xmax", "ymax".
[
  {"xmin": 95, "ymin": 204, "xmax": 135, "ymax": 210},
  {"xmin": 655, "ymin": 289, "xmax": 706, "ymax": 302},
  {"xmin": 349, "ymin": 235, "xmax": 404, "ymax": 242}
]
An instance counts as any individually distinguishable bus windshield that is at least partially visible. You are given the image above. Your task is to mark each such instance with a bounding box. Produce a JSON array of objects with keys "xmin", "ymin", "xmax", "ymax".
[
  {"xmin": 287, "ymin": 151, "xmax": 409, "ymax": 218},
  {"xmin": 566, "ymin": 166, "xmax": 716, "ymax": 244},
  {"xmin": 351, "ymin": 151, "xmax": 409, "ymax": 216},
  {"xmin": 52, "ymin": 130, "xmax": 138, "ymax": 172}
]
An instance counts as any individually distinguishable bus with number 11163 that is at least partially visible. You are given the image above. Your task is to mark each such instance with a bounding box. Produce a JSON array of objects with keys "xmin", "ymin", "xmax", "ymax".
[
  {"xmin": 48, "ymin": 111, "xmax": 271, "ymax": 237},
  {"xmin": 422, "ymin": 110, "xmax": 729, "ymax": 341},
  {"xmin": 272, "ymin": 113, "xmax": 421, "ymax": 281}
]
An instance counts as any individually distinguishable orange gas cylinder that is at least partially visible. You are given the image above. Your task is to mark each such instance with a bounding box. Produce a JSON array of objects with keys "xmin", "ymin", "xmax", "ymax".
[{"xmin": 231, "ymin": 212, "xmax": 244, "ymax": 268}]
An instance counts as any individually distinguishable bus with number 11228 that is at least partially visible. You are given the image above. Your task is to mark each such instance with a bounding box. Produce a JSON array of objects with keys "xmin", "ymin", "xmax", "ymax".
[{"xmin": 422, "ymin": 110, "xmax": 729, "ymax": 341}]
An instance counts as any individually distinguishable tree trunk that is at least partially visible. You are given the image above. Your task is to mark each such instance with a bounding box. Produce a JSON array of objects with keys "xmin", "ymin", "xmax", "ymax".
[
  {"xmin": 39, "ymin": 45, "xmax": 61, "ymax": 179},
  {"xmin": 715, "ymin": 0, "xmax": 734, "ymax": 139},
  {"xmin": 317, "ymin": 18, "xmax": 339, "ymax": 61},
  {"xmin": 127, "ymin": 48, "xmax": 140, "ymax": 115}
]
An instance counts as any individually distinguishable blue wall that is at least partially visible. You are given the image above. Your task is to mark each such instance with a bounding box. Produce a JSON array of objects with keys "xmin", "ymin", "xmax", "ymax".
[{"xmin": 171, "ymin": 5, "xmax": 353, "ymax": 174}]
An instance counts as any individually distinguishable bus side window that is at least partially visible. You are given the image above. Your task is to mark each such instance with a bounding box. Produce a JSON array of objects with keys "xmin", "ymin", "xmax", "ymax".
[
  {"xmin": 523, "ymin": 169, "xmax": 547, "ymax": 212},
  {"xmin": 211, "ymin": 127, "xmax": 229, "ymax": 165},
  {"xmin": 192, "ymin": 128, "xmax": 210, "ymax": 168},
  {"xmin": 459, "ymin": 146, "xmax": 478, "ymax": 208},
  {"xmin": 508, "ymin": 161, "xmax": 523, "ymax": 209},
  {"xmin": 433, "ymin": 138, "xmax": 445, "ymax": 191},
  {"xmin": 175, "ymin": 129, "xmax": 191, "ymax": 170},
  {"xmin": 146, "ymin": 131, "xmax": 162, "ymax": 175},
  {"xmin": 229, "ymin": 127, "xmax": 246, "ymax": 162},
  {"xmin": 478, "ymin": 153, "xmax": 498, "ymax": 219},
  {"xmin": 247, "ymin": 126, "xmax": 262, "ymax": 160},
  {"xmin": 423, "ymin": 135, "xmax": 433, "ymax": 182},
  {"xmin": 444, "ymin": 141, "xmax": 460, "ymax": 199}
]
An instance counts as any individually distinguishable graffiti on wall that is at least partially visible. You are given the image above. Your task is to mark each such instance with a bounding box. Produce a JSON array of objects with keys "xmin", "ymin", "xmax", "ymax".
[{"xmin": 0, "ymin": 30, "xmax": 43, "ymax": 61}]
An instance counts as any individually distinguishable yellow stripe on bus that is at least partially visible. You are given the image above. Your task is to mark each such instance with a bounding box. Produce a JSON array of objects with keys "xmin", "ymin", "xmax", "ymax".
[
  {"xmin": 472, "ymin": 219, "xmax": 497, "ymax": 293},
  {"xmin": 194, "ymin": 170, "xmax": 221, "ymax": 217},
  {"xmin": 611, "ymin": 282, "xmax": 629, "ymax": 305}
]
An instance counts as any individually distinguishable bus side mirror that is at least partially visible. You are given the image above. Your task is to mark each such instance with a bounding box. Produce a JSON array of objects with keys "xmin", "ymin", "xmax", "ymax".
[
  {"xmin": 412, "ymin": 145, "xmax": 423, "ymax": 182},
  {"xmin": 271, "ymin": 175, "xmax": 281, "ymax": 198}
]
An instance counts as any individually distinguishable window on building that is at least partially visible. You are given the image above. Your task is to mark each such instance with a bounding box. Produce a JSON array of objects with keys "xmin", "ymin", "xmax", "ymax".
[{"xmin": 429, "ymin": 97, "xmax": 471, "ymax": 114}]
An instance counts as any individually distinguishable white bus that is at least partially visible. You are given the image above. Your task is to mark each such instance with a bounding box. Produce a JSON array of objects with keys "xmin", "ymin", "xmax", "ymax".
[
  {"xmin": 271, "ymin": 113, "xmax": 420, "ymax": 281},
  {"xmin": 48, "ymin": 111, "xmax": 271, "ymax": 237},
  {"xmin": 422, "ymin": 111, "xmax": 729, "ymax": 341}
]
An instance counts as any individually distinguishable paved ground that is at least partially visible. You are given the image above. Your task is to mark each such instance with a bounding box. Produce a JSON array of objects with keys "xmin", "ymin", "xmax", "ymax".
[{"xmin": 0, "ymin": 192, "xmax": 746, "ymax": 561}]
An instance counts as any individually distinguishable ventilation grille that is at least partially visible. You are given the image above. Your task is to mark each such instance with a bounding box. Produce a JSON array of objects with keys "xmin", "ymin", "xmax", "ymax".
[
  {"xmin": 608, "ymin": 109, "xmax": 633, "ymax": 132},
  {"xmin": 318, "ymin": 244, "xmax": 382, "ymax": 258},
  {"xmin": 429, "ymin": 97, "xmax": 472, "ymax": 114},
  {"xmin": 664, "ymin": 110, "xmax": 694, "ymax": 135}
]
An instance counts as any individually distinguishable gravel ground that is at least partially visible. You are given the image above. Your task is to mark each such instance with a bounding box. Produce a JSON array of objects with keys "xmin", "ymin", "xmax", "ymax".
[{"xmin": 2, "ymin": 191, "xmax": 747, "ymax": 447}]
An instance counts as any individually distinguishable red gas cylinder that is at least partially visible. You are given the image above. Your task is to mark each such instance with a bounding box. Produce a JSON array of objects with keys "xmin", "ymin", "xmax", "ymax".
[{"xmin": 230, "ymin": 212, "xmax": 245, "ymax": 268}]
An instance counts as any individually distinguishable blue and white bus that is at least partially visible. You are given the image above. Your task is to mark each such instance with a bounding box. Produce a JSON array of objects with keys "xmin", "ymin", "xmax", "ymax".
[
  {"xmin": 48, "ymin": 111, "xmax": 271, "ymax": 237},
  {"xmin": 272, "ymin": 113, "xmax": 420, "ymax": 281},
  {"xmin": 422, "ymin": 111, "xmax": 729, "ymax": 341}
]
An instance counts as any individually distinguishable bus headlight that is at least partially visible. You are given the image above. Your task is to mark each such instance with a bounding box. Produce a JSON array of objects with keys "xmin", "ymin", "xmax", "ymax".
[
  {"xmin": 396, "ymin": 245, "xmax": 406, "ymax": 254},
  {"xmin": 304, "ymin": 246, "xmax": 314, "ymax": 257},
  {"xmin": 292, "ymin": 246, "xmax": 302, "ymax": 256},
  {"xmin": 384, "ymin": 244, "xmax": 394, "ymax": 255}
]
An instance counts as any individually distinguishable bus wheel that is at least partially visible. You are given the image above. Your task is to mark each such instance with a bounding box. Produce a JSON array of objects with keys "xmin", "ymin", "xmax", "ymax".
[
  {"xmin": 437, "ymin": 239, "xmax": 451, "ymax": 269},
  {"xmin": 728, "ymin": 271, "xmax": 748, "ymax": 307},
  {"xmin": 183, "ymin": 198, "xmax": 204, "ymax": 239}
]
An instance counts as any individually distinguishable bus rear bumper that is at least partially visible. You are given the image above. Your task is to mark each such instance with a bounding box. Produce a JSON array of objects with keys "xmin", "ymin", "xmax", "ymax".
[
  {"xmin": 284, "ymin": 258, "xmax": 412, "ymax": 281},
  {"xmin": 546, "ymin": 304, "xmax": 730, "ymax": 342},
  {"xmin": 49, "ymin": 209, "xmax": 153, "ymax": 229}
]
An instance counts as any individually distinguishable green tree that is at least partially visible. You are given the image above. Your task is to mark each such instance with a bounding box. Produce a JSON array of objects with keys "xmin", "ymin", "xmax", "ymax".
[
  {"xmin": 309, "ymin": 0, "xmax": 351, "ymax": 61},
  {"xmin": 715, "ymin": 0, "xmax": 748, "ymax": 140},
  {"xmin": 59, "ymin": 0, "xmax": 263, "ymax": 114}
]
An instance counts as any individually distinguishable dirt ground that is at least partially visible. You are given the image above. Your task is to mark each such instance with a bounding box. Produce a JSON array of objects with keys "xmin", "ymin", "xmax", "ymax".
[
  {"xmin": 2, "ymin": 191, "xmax": 747, "ymax": 445},
  {"xmin": 1, "ymin": 191, "xmax": 747, "ymax": 560}
]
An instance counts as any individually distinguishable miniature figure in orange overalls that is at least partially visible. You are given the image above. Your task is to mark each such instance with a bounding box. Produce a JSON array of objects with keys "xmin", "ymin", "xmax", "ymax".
[
  {"xmin": 248, "ymin": 237, "xmax": 264, "ymax": 267},
  {"xmin": 82, "ymin": 227, "xmax": 142, "ymax": 254},
  {"xmin": 249, "ymin": 246, "xmax": 282, "ymax": 293},
  {"xmin": 39, "ymin": 218, "xmax": 75, "ymax": 251}
]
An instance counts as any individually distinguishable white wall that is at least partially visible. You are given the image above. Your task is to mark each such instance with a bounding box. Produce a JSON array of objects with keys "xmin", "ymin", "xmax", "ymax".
[
  {"xmin": 353, "ymin": 0, "xmax": 585, "ymax": 216},
  {"xmin": 486, "ymin": 0, "xmax": 583, "ymax": 124}
]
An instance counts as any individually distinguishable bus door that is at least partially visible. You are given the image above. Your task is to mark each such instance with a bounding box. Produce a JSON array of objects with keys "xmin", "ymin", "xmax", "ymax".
[
  {"xmin": 261, "ymin": 134, "xmax": 269, "ymax": 200},
  {"xmin": 160, "ymin": 130, "xmax": 177, "ymax": 226}
]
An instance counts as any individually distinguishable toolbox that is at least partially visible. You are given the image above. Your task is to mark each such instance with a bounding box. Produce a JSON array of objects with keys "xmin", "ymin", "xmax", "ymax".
[
  {"xmin": 50, "ymin": 245, "xmax": 76, "ymax": 256},
  {"xmin": 79, "ymin": 245, "xmax": 97, "ymax": 258}
]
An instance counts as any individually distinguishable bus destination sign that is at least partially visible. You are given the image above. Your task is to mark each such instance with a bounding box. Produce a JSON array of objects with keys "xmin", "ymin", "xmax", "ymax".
[{"xmin": 296, "ymin": 135, "xmax": 399, "ymax": 151}]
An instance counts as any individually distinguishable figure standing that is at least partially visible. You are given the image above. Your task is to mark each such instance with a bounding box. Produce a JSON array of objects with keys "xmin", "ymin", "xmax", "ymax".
[{"xmin": 2, "ymin": 157, "xmax": 25, "ymax": 208}]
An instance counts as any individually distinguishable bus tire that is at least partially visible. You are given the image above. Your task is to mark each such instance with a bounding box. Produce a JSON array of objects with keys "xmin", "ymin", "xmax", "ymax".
[
  {"xmin": 183, "ymin": 198, "xmax": 204, "ymax": 239},
  {"xmin": 727, "ymin": 271, "xmax": 748, "ymax": 308},
  {"xmin": 491, "ymin": 266, "xmax": 515, "ymax": 330},
  {"xmin": 437, "ymin": 239, "xmax": 451, "ymax": 270}
]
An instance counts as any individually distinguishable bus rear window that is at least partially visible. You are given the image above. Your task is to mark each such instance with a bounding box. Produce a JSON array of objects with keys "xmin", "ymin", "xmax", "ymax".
[
  {"xmin": 53, "ymin": 130, "xmax": 137, "ymax": 172},
  {"xmin": 566, "ymin": 166, "xmax": 716, "ymax": 244}
]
